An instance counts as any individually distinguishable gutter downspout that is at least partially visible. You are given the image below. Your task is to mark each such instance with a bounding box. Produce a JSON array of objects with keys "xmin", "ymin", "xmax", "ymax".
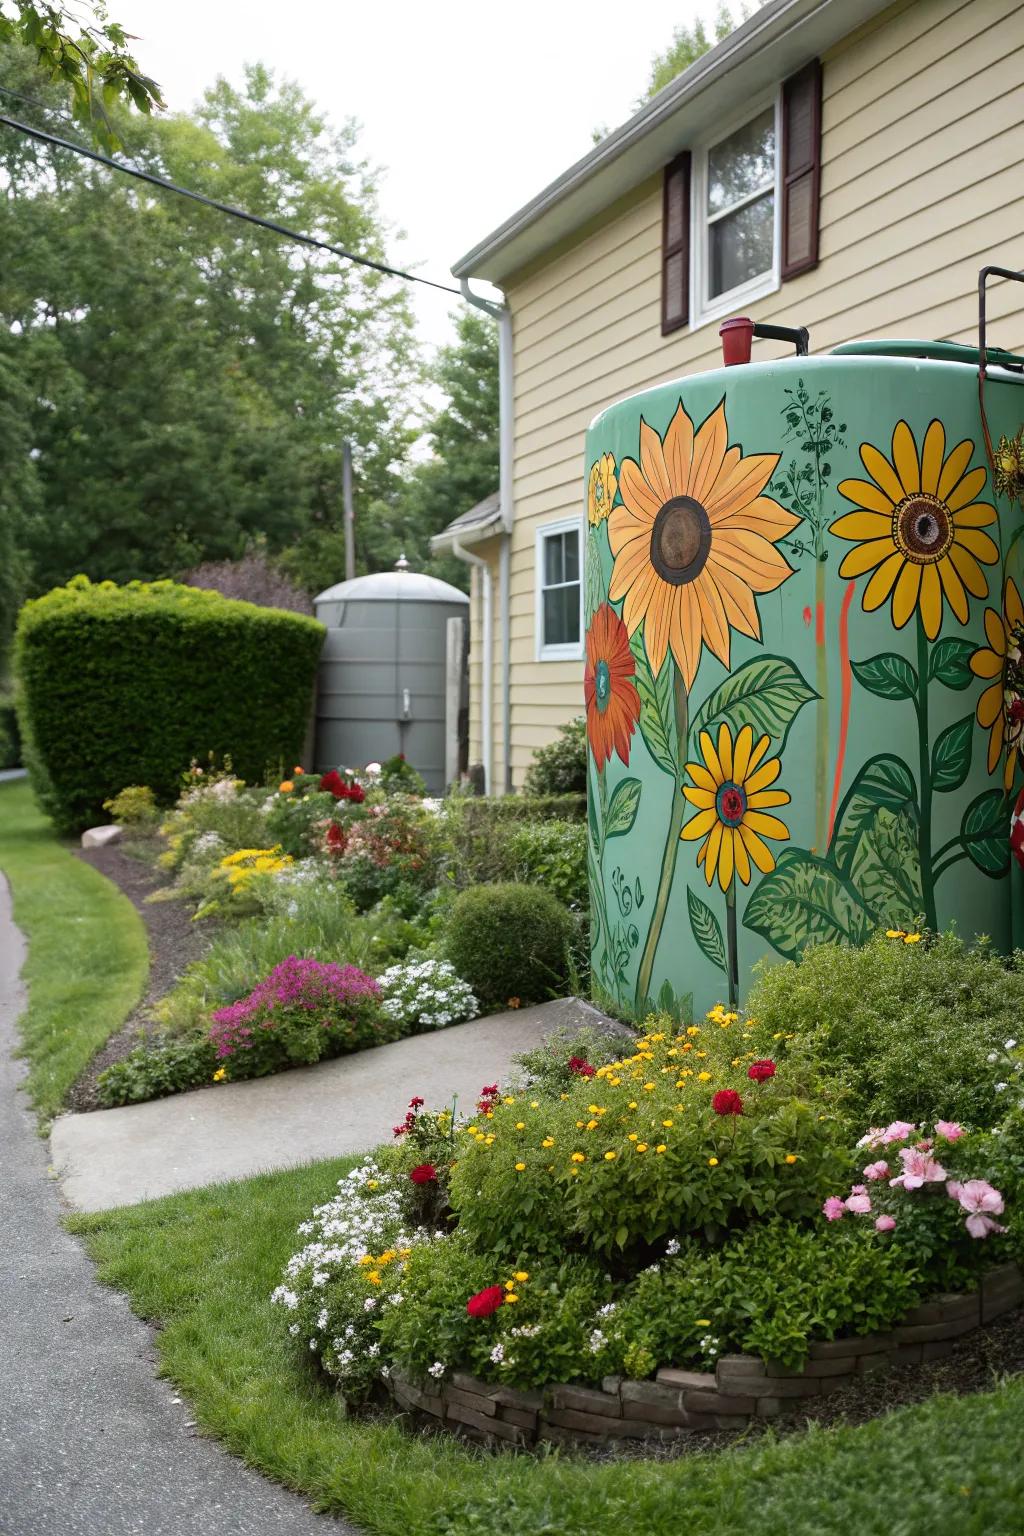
[
  {"xmin": 461, "ymin": 278, "xmax": 514, "ymax": 794},
  {"xmin": 452, "ymin": 538, "xmax": 492, "ymax": 796}
]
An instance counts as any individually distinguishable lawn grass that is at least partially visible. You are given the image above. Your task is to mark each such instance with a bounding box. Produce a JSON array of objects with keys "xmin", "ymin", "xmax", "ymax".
[
  {"xmin": 70, "ymin": 1157, "xmax": 1024, "ymax": 1536},
  {"xmin": 0, "ymin": 778, "xmax": 148, "ymax": 1122}
]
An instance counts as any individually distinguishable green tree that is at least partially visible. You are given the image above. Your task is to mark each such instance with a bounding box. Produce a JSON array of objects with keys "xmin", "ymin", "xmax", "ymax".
[
  {"xmin": 0, "ymin": 1, "xmax": 162, "ymax": 146},
  {"xmin": 641, "ymin": 3, "xmax": 760, "ymax": 102},
  {"xmin": 0, "ymin": 48, "xmax": 420, "ymax": 595}
]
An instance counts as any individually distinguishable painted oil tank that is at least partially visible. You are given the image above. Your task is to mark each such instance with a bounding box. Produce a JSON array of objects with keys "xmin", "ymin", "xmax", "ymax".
[
  {"xmin": 313, "ymin": 566, "xmax": 468, "ymax": 794},
  {"xmin": 584, "ymin": 336, "xmax": 1024, "ymax": 1017}
]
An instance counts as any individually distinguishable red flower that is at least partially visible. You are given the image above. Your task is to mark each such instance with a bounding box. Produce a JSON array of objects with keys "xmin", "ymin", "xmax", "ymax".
[
  {"xmin": 392, "ymin": 1109, "xmax": 417, "ymax": 1137},
  {"xmin": 466, "ymin": 1285, "xmax": 505, "ymax": 1319},
  {"xmin": 409, "ymin": 1164, "xmax": 437, "ymax": 1184},
  {"xmin": 480, "ymin": 1084, "xmax": 499, "ymax": 1099},
  {"xmin": 568, "ymin": 1056, "xmax": 596, "ymax": 1078},
  {"xmin": 319, "ymin": 770, "xmax": 365, "ymax": 802},
  {"xmin": 1012, "ymin": 787, "xmax": 1024, "ymax": 871},
  {"xmin": 325, "ymin": 822, "xmax": 347, "ymax": 854},
  {"xmin": 747, "ymin": 1060, "xmax": 776, "ymax": 1082},
  {"xmin": 409, "ymin": 1096, "xmax": 425, "ymax": 1109},
  {"xmin": 712, "ymin": 1089, "xmax": 743, "ymax": 1116}
]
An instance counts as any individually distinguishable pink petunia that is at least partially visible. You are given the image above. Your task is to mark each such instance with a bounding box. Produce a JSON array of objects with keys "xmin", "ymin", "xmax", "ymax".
[
  {"xmin": 822, "ymin": 1196, "xmax": 846, "ymax": 1221},
  {"xmin": 880, "ymin": 1121, "xmax": 917, "ymax": 1145},
  {"xmin": 948, "ymin": 1179, "xmax": 1006, "ymax": 1239},
  {"xmin": 863, "ymin": 1160, "xmax": 890, "ymax": 1181},
  {"xmin": 889, "ymin": 1146, "xmax": 947, "ymax": 1190},
  {"xmin": 934, "ymin": 1120, "xmax": 965, "ymax": 1142},
  {"xmin": 874, "ymin": 1214, "xmax": 896, "ymax": 1232},
  {"xmin": 845, "ymin": 1192, "xmax": 872, "ymax": 1215}
]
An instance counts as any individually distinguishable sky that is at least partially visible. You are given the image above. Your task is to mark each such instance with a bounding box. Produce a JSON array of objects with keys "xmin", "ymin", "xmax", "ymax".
[{"xmin": 113, "ymin": 0, "xmax": 711, "ymax": 355}]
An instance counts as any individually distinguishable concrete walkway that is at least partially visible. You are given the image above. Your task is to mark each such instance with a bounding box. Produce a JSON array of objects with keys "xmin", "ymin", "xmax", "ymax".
[
  {"xmin": 0, "ymin": 873, "xmax": 350, "ymax": 1536},
  {"xmin": 51, "ymin": 996, "xmax": 608, "ymax": 1211}
]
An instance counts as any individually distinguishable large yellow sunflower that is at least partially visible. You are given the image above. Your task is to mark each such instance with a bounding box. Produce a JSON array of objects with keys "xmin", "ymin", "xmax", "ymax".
[
  {"xmin": 608, "ymin": 401, "xmax": 799, "ymax": 687},
  {"xmin": 680, "ymin": 722, "xmax": 791, "ymax": 890},
  {"xmin": 832, "ymin": 420, "xmax": 998, "ymax": 640},
  {"xmin": 970, "ymin": 578, "xmax": 1024, "ymax": 791}
]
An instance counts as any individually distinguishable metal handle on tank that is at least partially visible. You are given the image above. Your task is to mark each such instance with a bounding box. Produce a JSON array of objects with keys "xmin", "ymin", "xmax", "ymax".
[
  {"xmin": 751, "ymin": 322, "xmax": 809, "ymax": 356},
  {"xmin": 978, "ymin": 266, "xmax": 1024, "ymax": 376}
]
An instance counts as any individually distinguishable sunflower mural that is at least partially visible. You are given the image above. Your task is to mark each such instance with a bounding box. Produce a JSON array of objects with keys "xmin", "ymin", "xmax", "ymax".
[{"xmin": 585, "ymin": 355, "xmax": 1024, "ymax": 1016}]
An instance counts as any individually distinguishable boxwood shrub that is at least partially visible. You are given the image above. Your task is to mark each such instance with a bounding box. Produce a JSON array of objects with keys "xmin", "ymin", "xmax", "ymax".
[
  {"xmin": 15, "ymin": 576, "xmax": 324, "ymax": 833},
  {"xmin": 445, "ymin": 882, "xmax": 573, "ymax": 1010}
]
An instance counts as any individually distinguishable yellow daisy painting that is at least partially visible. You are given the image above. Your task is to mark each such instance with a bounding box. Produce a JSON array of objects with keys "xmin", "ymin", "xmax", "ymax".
[
  {"xmin": 607, "ymin": 400, "xmax": 800, "ymax": 687},
  {"xmin": 832, "ymin": 419, "xmax": 998, "ymax": 639},
  {"xmin": 681, "ymin": 722, "xmax": 791, "ymax": 891},
  {"xmin": 970, "ymin": 578, "xmax": 1024, "ymax": 791}
]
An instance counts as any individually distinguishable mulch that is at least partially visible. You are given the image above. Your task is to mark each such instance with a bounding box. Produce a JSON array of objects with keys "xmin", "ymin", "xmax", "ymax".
[{"xmin": 66, "ymin": 840, "xmax": 211, "ymax": 1112}]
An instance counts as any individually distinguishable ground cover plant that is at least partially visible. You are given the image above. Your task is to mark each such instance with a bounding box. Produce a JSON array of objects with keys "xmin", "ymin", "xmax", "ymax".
[
  {"xmin": 0, "ymin": 779, "xmax": 147, "ymax": 1123},
  {"xmin": 68, "ymin": 1156, "xmax": 1024, "ymax": 1536}
]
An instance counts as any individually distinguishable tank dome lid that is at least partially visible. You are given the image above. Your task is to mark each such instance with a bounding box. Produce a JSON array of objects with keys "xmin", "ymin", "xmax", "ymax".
[{"xmin": 314, "ymin": 567, "xmax": 469, "ymax": 605}]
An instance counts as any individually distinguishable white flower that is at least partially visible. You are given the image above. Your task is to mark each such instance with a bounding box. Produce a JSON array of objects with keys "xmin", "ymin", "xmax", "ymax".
[
  {"xmin": 588, "ymin": 1329, "xmax": 606, "ymax": 1353},
  {"xmin": 288, "ymin": 1324, "xmax": 300, "ymax": 1336},
  {"xmin": 427, "ymin": 1361, "xmax": 446, "ymax": 1378},
  {"xmin": 995, "ymin": 1082, "xmax": 1008, "ymax": 1092},
  {"xmin": 363, "ymin": 1297, "xmax": 378, "ymax": 1311},
  {"xmin": 1006, "ymin": 1039, "xmax": 1018, "ymax": 1050},
  {"xmin": 988, "ymin": 1052, "xmax": 1000, "ymax": 1063},
  {"xmin": 665, "ymin": 1239, "xmax": 681, "ymax": 1256},
  {"xmin": 367, "ymin": 1343, "xmax": 380, "ymax": 1358},
  {"xmin": 597, "ymin": 1302, "xmax": 617, "ymax": 1317},
  {"xmin": 490, "ymin": 1344, "xmax": 505, "ymax": 1364}
]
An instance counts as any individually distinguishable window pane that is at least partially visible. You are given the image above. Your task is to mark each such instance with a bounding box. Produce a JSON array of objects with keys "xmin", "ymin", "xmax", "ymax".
[
  {"xmin": 707, "ymin": 108, "xmax": 774, "ymax": 214},
  {"xmin": 543, "ymin": 582, "xmax": 580, "ymax": 648},
  {"xmin": 709, "ymin": 191, "xmax": 774, "ymax": 298},
  {"xmin": 563, "ymin": 531, "xmax": 580, "ymax": 583},
  {"xmin": 544, "ymin": 533, "xmax": 564, "ymax": 587}
]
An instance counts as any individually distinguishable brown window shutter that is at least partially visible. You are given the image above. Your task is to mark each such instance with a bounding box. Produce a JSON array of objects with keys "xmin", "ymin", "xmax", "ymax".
[
  {"xmin": 781, "ymin": 59, "xmax": 822, "ymax": 280},
  {"xmin": 661, "ymin": 151, "xmax": 691, "ymax": 334}
]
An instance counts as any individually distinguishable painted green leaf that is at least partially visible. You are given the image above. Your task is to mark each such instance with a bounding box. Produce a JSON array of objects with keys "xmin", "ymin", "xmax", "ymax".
[
  {"xmin": 686, "ymin": 885, "xmax": 728, "ymax": 974},
  {"xmin": 743, "ymin": 849, "xmax": 873, "ymax": 961},
  {"xmin": 689, "ymin": 655, "xmax": 818, "ymax": 752},
  {"xmin": 850, "ymin": 652, "xmax": 918, "ymax": 701},
  {"xmin": 629, "ymin": 631, "xmax": 676, "ymax": 775},
  {"xmin": 848, "ymin": 806, "xmax": 924, "ymax": 926},
  {"xmin": 584, "ymin": 527, "xmax": 604, "ymax": 623},
  {"xmin": 587, "ymin": 765, "xmax": 600, "ymax": 852},
  {"xmin": 928, "ymin": 637, "xmax": 976, "ymax": 691},
  {"xmin": 931, "ymin": 715, "xmax": 974, "ymax": 792},
  {"xmin": 961, "ymin": 789, "xmax": 1011, "ymax": 878},
  {"xmin": 830, "ymin": 754, "xmax": 919, "ymax": 875},
  {"xmin": 605, "ymin": 777, "xmax": 642, "ymax": 838}
]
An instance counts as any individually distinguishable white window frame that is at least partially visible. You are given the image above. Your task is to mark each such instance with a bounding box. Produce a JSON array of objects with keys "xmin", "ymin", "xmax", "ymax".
[
  {"xmin": 535, "ymin": 516, "xmax": 584, "ymax": 662},
  {"xmin": 690, "ymin": 89, "xmax": 782, "ymax": 331}
]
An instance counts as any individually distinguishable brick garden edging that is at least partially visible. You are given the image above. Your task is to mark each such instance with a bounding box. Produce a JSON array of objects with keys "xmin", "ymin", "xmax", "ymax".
[{"xmin": 386, "ymin": 1261, "xmax": 1023, "ymax": 1447}]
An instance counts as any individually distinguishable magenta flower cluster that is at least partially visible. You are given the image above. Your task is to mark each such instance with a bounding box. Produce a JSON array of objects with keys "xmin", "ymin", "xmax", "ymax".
[
  {"xmin": 209, "ymin": 956, "xmax": 380, "ymax": 1059},
  {"xmin": 822, "ymin": 1120, "xmax": 1007, "ymax": 1241}
]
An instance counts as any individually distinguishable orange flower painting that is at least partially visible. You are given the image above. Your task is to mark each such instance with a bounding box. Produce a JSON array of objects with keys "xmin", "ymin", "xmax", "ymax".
[
  {"xmin": 607, "ymin": 400, "xmax": 800, "ymax": 687},
  {"xmin": 584, "ymin": 603, "xmax": 641, "ymax": 769}
]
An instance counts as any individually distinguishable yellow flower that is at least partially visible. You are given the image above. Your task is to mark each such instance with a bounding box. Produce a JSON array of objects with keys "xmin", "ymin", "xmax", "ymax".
[
  {"xmin": 628, "ymin": 1101, "xmax": 638, "ymax": 1110},
  {"xmin": 367, "ymin": 1180, "xmax": 378, "ymax": 1190},
  {"xmin": 886, "ymin": 929, "xmax": 906, "ymax": 940},
  {"xmin": 643, "ymin": 1083, "xmax": 655, "ymax": 1092},
  {"xmin": 636, "ymin": 1142, "xmax": 649, "ymax": 1153},
  {"xmin": 628, "ymin": 1132, "xmax": 639, "ymax": 1142},
  {"xmin": 656, "ymin": 1144, "xmax": 667, "ymax": 1154},
  {"xmin": 695, "ymin": 1318, "xmax": 711, "ymax": 1327},
  {"xmin": 368, "ymin": 1271, "xmax": 381, "ymax": 1285},
  {"xmin": 505, "ymin": 1293, "xmax": 519, "ymax": 1304},
  {"xmin": 516, "ymin": 1121, "xmax": 526, "ymax": 1130},
  {"xmin": 687, "ymin": 1026, "xmax": 700, "ymax": 1036},
  {"xmin": 662, "ymin": 1119, "xmax": 673, "ymax": 1127},
  {"xmin": 466, "ymin": 1125, "xmax": 478, "ymax": 1135},
  {"xmin": 279, "ymin": 780, "xmax": 294, "ymax": 793},
  {"xmin": 515, "ymin": 1271, "xmax": 529, "ymax": 1283},
  {"xmin": 681, "ymin": 722, "xmax": 791, "ymax": 890},
  {"xmin": 708, "ymin": 1157, "xmax": 719, "ymax": 1167},
  {"xmin": 571, "ymin": 1152, "xmax": 586, "ymax": 1163},
  {"xmin": 832, "ymin": 418, "xmax": 998, "ymax": 640},
  {"xmin": 903, "ymin": 933, "xmax": 923, "ymax": 945},
  {"xmin": 970, "ymin": 579, "xmax": 1024, "ymax": 790},
  {"xmin": 588, "ymin": 1104, "xmax": 601, "ymax": 1114},
  {"xmin": 505, "ymin": 1279, "xmax": 516, "ymax": 1291},
  {"xmin": 588, "ymin": 451, "xmax": 618, "ymax": 525},
  {"xmin": 608, "ymin": 399, "xmax": 797, "ymax": 684},
  {"xmin": 212, "ymin": 1067, "xmax": 226, "ymax": 1082},
  {"xmin": 530, "ymin": 1100, "xmax": 539, "ymax": 1109},
  {"xmin": 697, "ymin": 1071, "xmax": 712, "ymax": 1082},
  {"xmin": 515, "ymin": 1162, "xmax": 526, "ymax": 1172},
  {"xmin": 785, "ymin": 1154, "xmax": 798, "ymax": 1164},
  {"xmin": 542, "ymin": 1137, "xmax": 555, "ymax": 1149},
  {"xmin": 587, "ymin": 1119, "xmax": 599, "ymax": 1131},
  {"xmin": 604, "ymin": 1150, "xmax": 618, "ymax": 1161}
]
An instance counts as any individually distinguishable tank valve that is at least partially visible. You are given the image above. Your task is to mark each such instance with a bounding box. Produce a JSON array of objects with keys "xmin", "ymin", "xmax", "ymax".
[
  {"xmin": 720, "ymin": 316, "xmax": 810, "ymax": 365},
  {"xmin": 401, "ymin": 688, "xmax": 412, "ymax": 720}
]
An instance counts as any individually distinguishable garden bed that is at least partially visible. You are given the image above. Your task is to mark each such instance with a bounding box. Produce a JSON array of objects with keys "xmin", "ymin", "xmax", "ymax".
[{"xmin": 387, "ymin": 1262, "xmax": 1024, "ymax": 1448}]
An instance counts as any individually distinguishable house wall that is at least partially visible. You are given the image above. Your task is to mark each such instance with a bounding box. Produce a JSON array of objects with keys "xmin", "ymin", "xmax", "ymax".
[{"xmin": 471, "ymin": 0, "xmax": 1024, "ymax": 789}]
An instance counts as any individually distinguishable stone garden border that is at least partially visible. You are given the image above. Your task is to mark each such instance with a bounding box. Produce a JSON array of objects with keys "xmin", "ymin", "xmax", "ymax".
[{"xmin": 387, "ymin": 1261, "xmax": 1023, "ymax": 1447}]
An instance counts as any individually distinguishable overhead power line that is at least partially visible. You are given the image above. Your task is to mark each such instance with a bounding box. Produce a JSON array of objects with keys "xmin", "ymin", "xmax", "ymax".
[{"xmin": 0, "ymin": 101, "xmax": 463, "ymax": 297}]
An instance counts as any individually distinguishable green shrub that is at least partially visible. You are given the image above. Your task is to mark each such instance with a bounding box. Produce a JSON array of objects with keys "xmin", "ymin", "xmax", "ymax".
[
  {"xmin": 103, "ymin": 785, "xmax": 159, "ymax": 827},
  {"xmin": 445, "ymin": 883, "xmax": 573, "ymax": 1010},
  {"xmin": 264, "ymin": 788, "xmax": 345, "ymax": 857},
  {"xmin": 0, "ymin": 693, "xmax": 20, "ymax": 769},
  {"xmin": 747, "ymin": 929, "xmax": 1024, "ymax": 1129},
  {"xmin": 522, "ymin": 717, "xmax": 586, "ymax": 796},
  {"xmin": 441, "ymin": 795, "xmax": 586, "ymax": 889},
  {"xmin": 510, "ymin": 1025, "xmax": 630, "ymax": 1097},
  {"xmin": 158, "ymin": 775, "xmax": 271, "ymax": 877},
  {"xmin": 335, "ymin": 799, "xmax": 441, "ymax": 913},
  {"xmin": 379, "ymin": 752, "xmax": 426, "ymax": 796},
  {"xmin": 14, "ymin": 576, "xmax": 324, "ymax": 833},
  {"xmin": 97, "ymin": 1034, "xmax": 218, "ymax": 1106},
  {"xmin": 502, "ymin": 819, "xmax": 588, "ymax": 908}
]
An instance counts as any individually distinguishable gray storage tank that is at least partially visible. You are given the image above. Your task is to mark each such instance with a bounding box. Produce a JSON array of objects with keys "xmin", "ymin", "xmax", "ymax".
[{"xmin": 313, "ymin": 561, "xmax": 469, "ymax": 794}]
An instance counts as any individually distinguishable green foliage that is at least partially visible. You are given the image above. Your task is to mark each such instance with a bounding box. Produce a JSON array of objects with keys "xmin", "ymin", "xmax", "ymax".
[
  {"xmin": 0, "ymin": 692, "xmax": 21, "ymax": 769},
  {"xmin": 14, "ymin": 576, "xmax": 323, "ymax": 832},
  {"xmin": 440, "ymin": 794, "xmax": 586, "ymax": 888},
  {"xmin": 522, "ymin": 718, "xmax": 587, "ymax": 796},
  {"xmin": 641, "ymin": 4, "xmax": 757, "ymax": 101},
  {"xmin": 445, "ymin": 883, "xmax": 573, "ymax": 1010},
  {"xmin": 746, "ymin": 929, "xmax": 1024, "ymax": 1128},
  {"xmin": 510, "ymin": 1025, "xmax": 628, "ymax": 1098},
  {"xmin": 265, "ymin": 789, "xmax": 345, "ymax": 858},
  {"xmin": 97, "ymin": 1033, "xmax": 218, "ymax": 1107},
  {"xmin": 500, "ymin": 820, "xmax": 588, "ymax": 908},
  {"xmin": 102, "ymin": 784, "xmax": 158, "ymax": 827},
  {"xmin": 379, "ymin": 753, "xmax": 427, "ymax": 797},
  {"xmin": 336, "ymin": 799, "xmax": 441, "ymax": 913}
]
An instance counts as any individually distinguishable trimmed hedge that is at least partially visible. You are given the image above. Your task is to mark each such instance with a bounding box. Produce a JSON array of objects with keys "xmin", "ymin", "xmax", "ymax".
[
  {"xmin": 445, "ymin": 883, "xmax": 573, "ymax": 1010},
  {"xmin": 15, "ymin": 576, "xmax": 324, "ymax": 833},
  {"xmin": 442, "ymin": 794, "xmax": 587, "ymax": 890}
]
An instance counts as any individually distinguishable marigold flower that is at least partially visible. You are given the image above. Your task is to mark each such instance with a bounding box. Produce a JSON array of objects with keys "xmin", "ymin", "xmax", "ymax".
[
  {"xmin": 515, "ymin": 1271, "xmax": 529, "ymax": 1282},
  {"xmin": 505, "ymin": 1293, "xmax": 519, "ymax": 1303},
  {"xmin": 784, "ymin": 1154, "xmax": 798, "ymax": 1164},
  {"xmin": 212, "ymin": 1067, "xmax": 226, "ymax": 1082},
  {"xmin": 903, "ymin": 933, "xmax": 922, "ymax": 945},
  {"xmin": 712, "ymin": 1089, "xmax": 743, "ymax": 1116},
  {"xmin": 515, "ymin": 1121, "xmax": 526, "ymax": 1130},
  {"xmin": 708, "ymin": 1157, "xmax": 718, "ymax": 1167},
  {"xmin": 467, "ymin": 1285, "xmax": 505, "ymax": 1319},
  {"xmin": 514, "ymin": 1162, "xmax": 526, "ymax": 1172},
  {"xmin": 656, "ymin": 1144, "xmax": 667, "ymax": 1154},
  {"xmin": 635, "ymin": 1143, "xmax": 648, "ymax": 1153},
  {"xmin": 571, "ymin": 1152, "xmax": 586, "ymax": 1163},
  {"xmin": 697, "ymin": 1071, "xmax": 712, "ymax": 1082},
  {"xmin": 541, "ymin": 1137, "xmax": 554, "ymax": 1148},
  {"xmin": 886, "ymin": 929, "xmax": 906, "ymax": 939},
  {"xmin": 604, "ymin": 1150, "xmax": 617, "ymax": 1161},
  {"xmin": 279, "ymin": 780, "xmax": 294, "ymax": 793}
]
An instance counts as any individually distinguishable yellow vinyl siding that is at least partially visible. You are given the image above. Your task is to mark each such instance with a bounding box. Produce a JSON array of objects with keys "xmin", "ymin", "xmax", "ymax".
[{"xmin": 469, "ymin": 0, "xmax": 1024, "ymax": 787}]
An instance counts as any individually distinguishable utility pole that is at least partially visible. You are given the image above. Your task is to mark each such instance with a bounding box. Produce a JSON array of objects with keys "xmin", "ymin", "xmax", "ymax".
[{"xmin": 342, "ymin": 440, "xmax": 355, "ymax": 581}]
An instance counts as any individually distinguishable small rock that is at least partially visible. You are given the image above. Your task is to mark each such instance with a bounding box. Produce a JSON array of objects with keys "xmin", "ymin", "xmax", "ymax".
[{"xmin": 81, "ymin": 824, "xmax": 122, "ymax": 849}]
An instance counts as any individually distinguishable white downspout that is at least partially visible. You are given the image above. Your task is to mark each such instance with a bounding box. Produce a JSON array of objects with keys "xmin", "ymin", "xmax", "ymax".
[
  {"xmin": 461, "ymin": 279, "xmax": 514, "ymax": 793},
  {"xmin": 452, "ymin": 537, "xmax": 492, "ymax": 796}
]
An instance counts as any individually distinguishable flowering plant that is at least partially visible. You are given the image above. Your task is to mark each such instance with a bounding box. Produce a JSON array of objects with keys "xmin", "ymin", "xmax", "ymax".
[
  {"xmin": 208, "ymin": 956, "xmax": 385, "ymax": 1079},
  {"xmin": 376, "ymin": 959, "xmax": 477, "ymax": 1033},
  {"xmin": 320, "ymin": 769, "xmax": 366, "ymax": 803},
  {"xmin": 334, "ymin": 799, "xmax": 440, "ymax": 912}
]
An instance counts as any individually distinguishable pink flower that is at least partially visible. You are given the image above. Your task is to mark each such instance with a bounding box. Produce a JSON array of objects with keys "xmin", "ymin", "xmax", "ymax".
[
  {"xmin": 874, "ymin": 1214, "xmax": 896, "ymax": 1232},
  {"xmin": 856, "ymin": 1127, "xmax": 885, "ymax": 1149},
  {"xmin": 948, "ymin": 1179, "xmax": 1007, "ymax": 1239},
  {"xmin": 916, "ymin": 1138, "xmax": 933, "ymax": 1152},
  {"xmin": 863, "ymin": 1160, "xmax": 890, "ymax": 1181},
  {"xmin": 822, "ymin": 1196, "xmax": 846, "ymax": 1221},
  {"xmin": 881, "ymin": 1121, "xmax": 917, "ymax": 1145},
  {"xmin": 845, "ymin": 1192, "xmax": 872, "ymax": 1215},
  {"xmin": 889, "ymin": 1146, "xmax": 947, "ymax": 1190},
  {"xmin": 934, "ymin": 1120, "xmax": 965, "ymax": 1142}
]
